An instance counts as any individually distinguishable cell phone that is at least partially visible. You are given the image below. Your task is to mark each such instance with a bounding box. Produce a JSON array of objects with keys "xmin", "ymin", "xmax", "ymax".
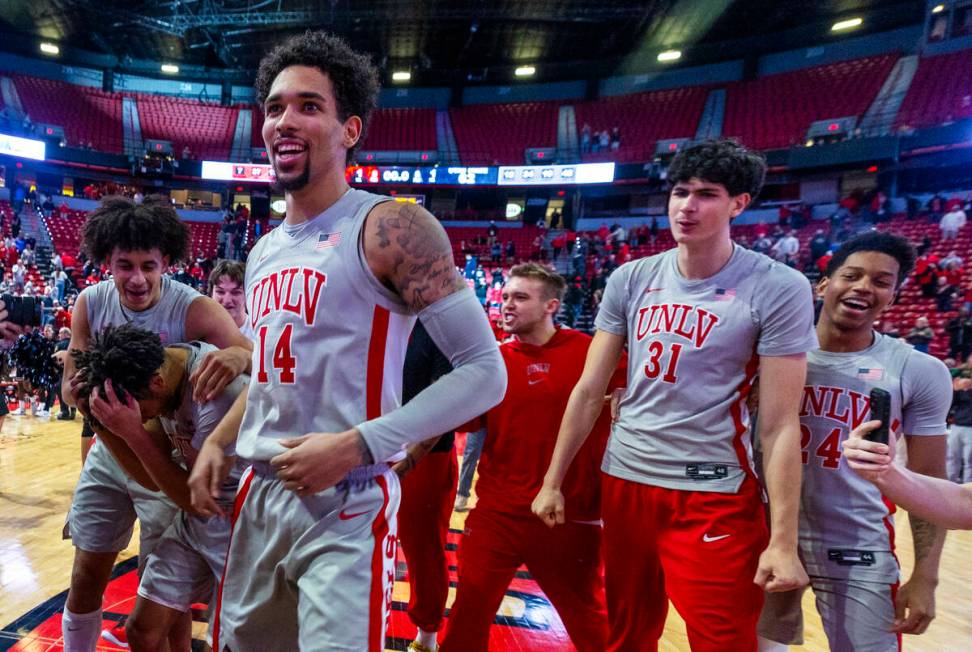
[{"xmin": 867, "ymin": 388, "xmax": 891, "ymax": 445}]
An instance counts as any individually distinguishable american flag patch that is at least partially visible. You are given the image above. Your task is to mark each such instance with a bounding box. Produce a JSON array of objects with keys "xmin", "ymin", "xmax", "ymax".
[
  {"xmin": 315, "ymin": 232, "xmax": 342, "ymax": 249},
  {"xmin": 857, "ymin": 367, "xmax": 884, "ymax": 380},
  {"xmin": 714, "ymin": 288, "xmax": 736, "ymax": 301}
]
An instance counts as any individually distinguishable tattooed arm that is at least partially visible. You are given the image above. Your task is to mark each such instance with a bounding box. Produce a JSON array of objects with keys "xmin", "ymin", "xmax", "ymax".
[
  {"xmin": 363, "ymin": 200, "xmax": 467, "ymax": 310},
  {"xmin": 894, "ymin": 434, "xmax": 948, "ymax": 635}
]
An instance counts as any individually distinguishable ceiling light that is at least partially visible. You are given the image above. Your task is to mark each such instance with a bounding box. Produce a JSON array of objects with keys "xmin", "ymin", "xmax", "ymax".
[
  {"xmin": 657, "ymin": 50, "xmax": 682, "ymax": 62},
  {"xmin": 932, "ymin": 4, "xmax": 945, "ymax": 13},
  {"xmin": 515, "ymin": 65, "xmax": 536, "ymax": 77},
  {"xmin": 392, "ymin": 71, "xmax": 411, "ymax": 82},
  {"xmin": 39, "ymin": 42, "xmax": 59, "ymax": 56},
  {"xmin": 831, "ymin": 17, "xmax": 863, "ymax": 32},
  {"xmin": 161, "ymin": 63, "xmax": 180, "ymax": 74}
]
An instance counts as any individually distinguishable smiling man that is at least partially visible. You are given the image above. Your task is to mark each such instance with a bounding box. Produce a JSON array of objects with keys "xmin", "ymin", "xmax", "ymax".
[
  {"xmin": 757, "ymin": 232, "xmax": 950, "ymax": 652},
  {"xmin": 209, "ymin": 260, "xmax": 252, "ymax": 338},
  {"xmin": 533, "ymin": 139, "xmax": 817, "ymax": 651},
  {"xmin": 188, "ymin": 31, "xmax": 505, "ymax": 652}
]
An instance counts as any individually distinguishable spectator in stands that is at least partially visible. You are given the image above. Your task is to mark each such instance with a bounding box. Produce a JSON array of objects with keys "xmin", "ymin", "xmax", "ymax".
[
  {"xmin": 609, "ymin": 223, "xmax": 627, "ymax": 245},
  {"xmin": 937, "ymin": 276, "xmax": 960, "ymax": 312},
  {"xmin": 181, "ymin": 145, "xmax": 191, "ymax": 159},
  {"xmin": 490, "ymin": 241, "xmax": 502, "ymax": 264},
  {"xmin": 598, "ymin": 129, "xmax": 610, "ymax": 151},
  {"xmin": 916, "ymin": 254, "xmax": 940, "ymax": 298},
  {"xmin": 53, "ymin": 302, "xmax": 71, "ymax": 330},
  {"xmin": 610, "ymin": 127, "xmax": 621, "ymax": 151},
  {"xmin": 51, "ymin": 252, "xmax": 63, "ymax": 272},
  {"xmin": 487, "ymin": 220, "xmax": 499, "ymax": 247},
  {"xmin": 942, "ymin": 250, "xmax": 964, "ymax": 268},
  {"xmin": 928, "ymin": 193, "xmax": 946, "ymax": 223},
  {"xmin": 906, "ymin": 317, "xmax": 936, "ymax": 354},
  {"xmin": 21, "ymin": 246, "xmax": 35, "ymax": 267},
  {"xmin": 772, "ymin": 230, "xmax": 800, "ymax": 266},
  {"xmin": 504, "ymin": 240, "xmax": 516, "ymax": 263},
  {"xmin": 649, "ymin": 217, "xmax": 659, "ymax": 246},
  {"xmin": 947, "ymin": 306, "xmax": 972, "ymax": 361},
  {"xmin": 809, "ymin": 229, "xmax": 830, "ymax": 262},
  {"xmin": 551, "ymin": 232, "xmax": 566, "ymax": 260},
  {"xmin": 581, "ymin": 124, "xmax": 592, "ymax": 154},
  {"xmin": 11, "ymin": 261, "xmax": 25, "ymax": 293},
  {"xmin": 10, "ymin": 213, "xmax": 21, "ymax": 239},
  {"xmin": 563, "ymin": 279, "xmax": 584, "ymax": 328},
  {"xmin": 940, "ymin": 203, "xmax": 968, "ymax": 240}
]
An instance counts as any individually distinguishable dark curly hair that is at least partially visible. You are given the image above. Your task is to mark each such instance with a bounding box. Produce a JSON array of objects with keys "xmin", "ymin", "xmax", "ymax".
[
  {"xmin": 667, "ymin": 139, "xmax": 767, "ymax": 200},
  {"xmin": 82, "ymin": 195, "xmax": 190, "ymax": 265},
  {"xmin": 71, "ymin": 325, "xmax": 165, "ymax": 405},
  {"xmin": 255, "ymin": 30, "xmax": 380, "ymax": 165},
  {"xmin": 825, "ymin": 231, "xmax": 916, "ymax": 287}
]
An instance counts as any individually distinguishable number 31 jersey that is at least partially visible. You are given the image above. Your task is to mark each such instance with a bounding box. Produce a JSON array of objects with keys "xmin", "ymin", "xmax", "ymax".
[
  {"xmin": 235, "ymin": 189, "xmax": 416, "ymax": 463},
  {"xmin": 595, "ymin": 245, "xmax": 817, "ymax": 493},
  {"xmin": 797, "ymin": 333, "xmax": 950, "ymax": 582}
]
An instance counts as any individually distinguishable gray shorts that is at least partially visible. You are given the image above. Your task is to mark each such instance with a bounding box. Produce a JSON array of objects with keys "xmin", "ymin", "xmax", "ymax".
[
  {"xmin": 138, "ymin": 510, "xmax": 231, "ymax": 612},
  {"xmin": 67, "ymin": 439, "xmax": 179, "ymax": 563},
  {"xmin": 758, "ymin": 576, "xmax": 898, "ymax": 651},
  {"xmin": 214, "ymin": 463, "xmax": 401, "ymax": 652}
]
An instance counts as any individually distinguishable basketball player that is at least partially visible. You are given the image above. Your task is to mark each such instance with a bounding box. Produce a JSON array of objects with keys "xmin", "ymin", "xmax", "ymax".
[
  {"xmin": 395, "ymin": 320, "xmax": 459, "ymax": 652},
  {"xmin": 72, "ymin": 325, "xmax": 247, "ymax": 651},
  {"xmin": 187, "ymin": 31, "xmax": 505, "ymax": 652},
  {"xmin": 60, "ymin": 195, "xmax": 251, "ymax": 652},
  {"xmin": 845, "ymin": 424, "xmax": 972, "ymax": 530},
  {"xmin": 209, "ymin": 259, "xmax": 253, "ymax": 338},
  {"xmin": 440, "ymin": 263, "xmax": 623, "ymax": 652},
  {"xmin": 533, "ymin": 139, "xmax": 816, "ymax": 651},
  {"xmin": 757, "ymin": 232, "xmax": 949, "ymax": 651}
]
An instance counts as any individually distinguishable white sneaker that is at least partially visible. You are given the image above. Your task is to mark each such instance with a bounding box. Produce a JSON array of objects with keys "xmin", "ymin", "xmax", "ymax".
[
  {"xmin": 454, "ymin": 495, "xmax": 469, "ymax": 512},
  {"xmin": 36, "ymin": 409, "xmax": 50, "ymax": 418},
  {"xmin": 11, "ymin": 407, "xmax": 23, "ymax": 416}
]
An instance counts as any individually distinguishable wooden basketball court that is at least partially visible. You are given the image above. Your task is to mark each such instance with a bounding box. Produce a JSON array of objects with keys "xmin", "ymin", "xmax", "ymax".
[{"xmin": 1, "ymin": 415, "xmax": 970, "ymax": 651}]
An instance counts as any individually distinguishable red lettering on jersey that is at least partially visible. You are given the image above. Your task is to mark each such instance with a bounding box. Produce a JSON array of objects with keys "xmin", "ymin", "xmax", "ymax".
[
  {"xmin": 281, "ymin": 267, "xmax": 302, "ymax": 317},
  {"xmin": 302, "ymin": 269, "xmax": 327, "ymax": 326},
  {"xmin": 636, "ymin": 302, "xmax": 721, "ymax": 348},
  {"xmin": 801, "ymin": 386, "xmax": 827, "ymax": 417},
  {"xmin": 847, "ymin": 391, "xmax": 871, "ymax": 430},
  {"xmin": 692, "ymin": 308, "xmax": 720, "ymax": 348},
  {"xmin": 264, "ymin": 272, "xmax": 283, "ymax": 316},
  {"xmin": 250, "ymin": 277, "xmax": 265, "ymax": 328},
  {"xmin": 824, "ymin": 387, "xmax": 849, "ymax": 422},
  {"xmin": 671, "ymin": 304, "xmax": 694, "ymax": 340}
]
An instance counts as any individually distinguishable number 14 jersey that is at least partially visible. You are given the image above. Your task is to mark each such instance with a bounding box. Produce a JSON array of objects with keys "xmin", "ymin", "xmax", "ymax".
[{"xmin": 595, "ymin": 245, "xmax": 817, "ymax": 494}]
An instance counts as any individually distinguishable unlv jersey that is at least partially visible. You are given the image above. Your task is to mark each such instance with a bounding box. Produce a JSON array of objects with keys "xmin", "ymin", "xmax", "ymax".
[
  {"xmin": 235, "ymin": 189, "xmax": 416, "ymax": 462},
  {"xmin": 595, "ymin": 245, "xmax": 817, "ymax": 493},
  {"xmin": 797, "ymin": 333, "xmax": 950, "ymax": 582}
]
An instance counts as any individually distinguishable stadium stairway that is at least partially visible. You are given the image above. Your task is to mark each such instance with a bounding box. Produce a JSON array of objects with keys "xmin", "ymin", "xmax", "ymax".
[
  {"xmin": 121, "ymin": 96, "xmax": 143, "ymax": 157},
  {"xmin": 859, "ymin": 54, "xmax": 919, "ymax": 135},
  {"xmin": 696, "ymin": 89, "xmax": 726, "ymax": 141},
  {"xmin": 231, "ymin": 109, "xmax": 253, "ymax": 162},
  {"xmin": 435, "ymin": 109, "xmax": 460, "ymax": 164}
]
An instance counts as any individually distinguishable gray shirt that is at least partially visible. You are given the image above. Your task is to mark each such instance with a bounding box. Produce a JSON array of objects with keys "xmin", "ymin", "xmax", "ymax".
[
  {"xmin": 160, "ymin": 342, "xmax": 249, "ymax": 505},
  {"xmin": 797, "ymin": 333, "xmax": 950, "ymax": 582},
  {"xmin": 595, "ymin": 245, "xmax": 817, "ymax": 493},
  {"xmin": 236, "ymin": 189, "xmax": 416, "ymax": 462},
  {"xmin": 83, "ymin": 277, "xmax": 200, "ymax": 344}
]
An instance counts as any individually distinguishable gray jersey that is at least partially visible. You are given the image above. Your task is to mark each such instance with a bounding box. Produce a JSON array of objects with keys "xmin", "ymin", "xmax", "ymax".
[
  {"xmin": 595, "ymin": 245, "xmax": 817, "ymax": 493},
  {"xmin": 236, "ymin": 188, "xmax": 415, "ymax": 462},
  {"xmin": 83, "ymin": 277, "xmax": 200, "ymax": 343},
  {"xmin": 798, "ymin": 333, "xmax": 950, "ymax": 582},
  {"xmin": 159, "ymin": 341, "xmax": 249, "ymax": 505}
]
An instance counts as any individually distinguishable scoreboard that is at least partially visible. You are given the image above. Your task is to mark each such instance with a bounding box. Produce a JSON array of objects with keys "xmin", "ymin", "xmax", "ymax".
[{"xmin": 346, "ymin": 165, "xmax": 497, "ymax": 186}]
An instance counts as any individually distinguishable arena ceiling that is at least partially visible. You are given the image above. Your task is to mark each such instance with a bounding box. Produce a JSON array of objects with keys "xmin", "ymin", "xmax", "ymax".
[{"xmin": 0, "ymin": 0, "xmax": 927, "ymax": 84}]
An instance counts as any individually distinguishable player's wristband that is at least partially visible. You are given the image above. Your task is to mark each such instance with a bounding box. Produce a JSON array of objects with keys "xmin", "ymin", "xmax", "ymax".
[{"xmin": 356, "ymin": 289, "xmax": 506, "ymax": 463}]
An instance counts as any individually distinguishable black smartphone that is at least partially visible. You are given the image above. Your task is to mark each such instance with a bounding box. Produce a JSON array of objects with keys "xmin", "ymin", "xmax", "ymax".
[{"xmin": 867, "ymin": 388, "xmax": 891, "ymax": 445}]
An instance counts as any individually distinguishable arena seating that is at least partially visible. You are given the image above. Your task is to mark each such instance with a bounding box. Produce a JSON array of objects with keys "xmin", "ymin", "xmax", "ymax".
[
  {"xmin": 895, "ymin": 48, "xmax": 972, "ymax": 130},
  {"xmin": 363, "ymin": 108, "xmax": 437, "ymax": 151},
  {"xmin": 184, "ymin": 221, "xmax": 221, "ymax": 259},
  {"xmin": 12, "ymin": 75, "xmax": 123, "ymax": 153},
  {"xmin": 573, "ymin": 86, "xmax": 710, "ymax": 163},
  {"xmin": 444, "ymin": 225, "xmax": 544, "ymax": 266},
  {"xmin": 722, "ymin": 54, "xmax": 899, "ymax": 150},
  {"xmin": 136, "ymin": 95, "xmax": 239, "ymax": 160},
  {"xmin": 449, "ymin": 101, "xmax": 559, "ymax": 165}
]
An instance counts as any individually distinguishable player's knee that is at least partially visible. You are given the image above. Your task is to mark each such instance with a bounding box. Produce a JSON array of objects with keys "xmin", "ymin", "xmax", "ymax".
[
  {"xmin": 126, "ymin": 616, "xmax": 165, "ymax": 651},
  {"xmin": 68, "ymin": 557, "xmax": 111, "ymax": 611}
]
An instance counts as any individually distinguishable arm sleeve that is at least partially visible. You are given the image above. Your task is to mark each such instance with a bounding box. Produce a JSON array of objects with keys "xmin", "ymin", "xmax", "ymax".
[
  {"xmin": 356, "ymin": 289, "xmax": 507, "ymax": 463},
  {"xmin": 901, "ymin": 352, "xmax": 952, "ymax": 436},
  {"xmin": 754, "ymin": 265, "xmax": 818, "ymax": 357},
  {"xmin": 593, "ymin": 264, "xmax": 630, "ymax": 336}
]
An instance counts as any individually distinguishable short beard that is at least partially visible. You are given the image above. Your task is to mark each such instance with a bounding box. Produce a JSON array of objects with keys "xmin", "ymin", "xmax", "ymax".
[{"xmin": 274, "ymin": 162, "xmax": 311, "ymax": 192}]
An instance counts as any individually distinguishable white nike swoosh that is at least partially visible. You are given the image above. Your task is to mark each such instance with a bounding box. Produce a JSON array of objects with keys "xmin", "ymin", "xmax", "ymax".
[
  {"xmin": 527, "ymin": 378, "xmax": 543, "ymax": 385},
  {"xmin": 702, "ymin": 533, "xmax": 731, "ymax": 543}
]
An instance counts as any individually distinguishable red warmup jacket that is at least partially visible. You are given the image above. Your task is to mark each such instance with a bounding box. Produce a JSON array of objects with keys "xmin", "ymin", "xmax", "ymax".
[{"xmin": 470, "ymin": 328, "xmax": 626, "ymax": 523}]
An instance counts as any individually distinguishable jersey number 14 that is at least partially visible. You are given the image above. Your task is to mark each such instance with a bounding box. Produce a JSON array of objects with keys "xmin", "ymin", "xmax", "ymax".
[{"xmin": 256, "ymin": 324, "xmax": 296, "ymax": 383}]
